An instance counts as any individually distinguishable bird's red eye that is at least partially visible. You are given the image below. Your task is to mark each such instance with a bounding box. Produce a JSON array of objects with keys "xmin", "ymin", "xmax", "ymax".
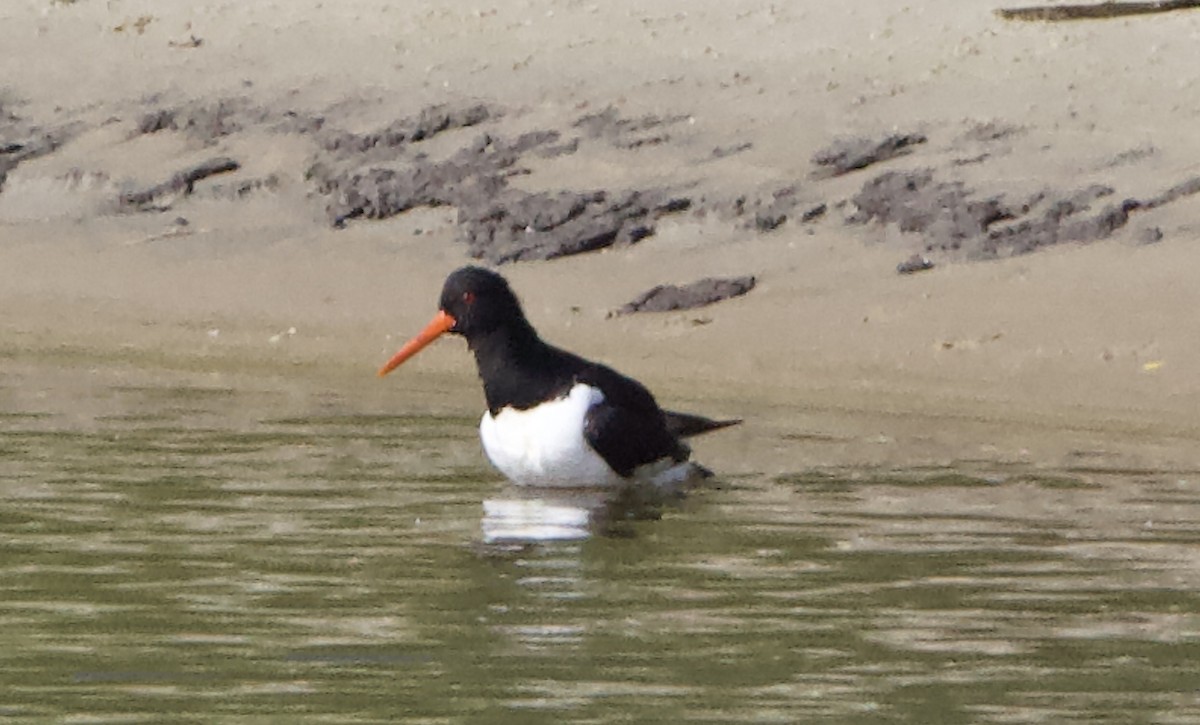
[{"xmin": 462, "ymin": 291, "xmax": 475, "ymax": 305}]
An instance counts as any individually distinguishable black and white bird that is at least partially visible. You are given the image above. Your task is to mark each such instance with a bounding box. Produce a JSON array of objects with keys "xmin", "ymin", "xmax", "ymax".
[{"xmin": 378, "ymin": 266, "xmax": 738, "ymax": 488}]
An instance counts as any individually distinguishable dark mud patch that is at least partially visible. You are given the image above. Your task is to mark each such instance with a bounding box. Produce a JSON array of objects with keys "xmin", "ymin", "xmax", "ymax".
[
  {"xmin": 136, "ymin": 97, "xmax": 324, "ymax": 141},
  {"xmin": 118, "ymin": 97, "xmax": 706, "ymax": 263},
  {"xmin": 317, "ymin": 103, "xmax": 492, "ymax": 154},
  {"xmin": 310, "ymin": 105, "xmax": 694, "ymax": 263},
  {"xmin": 984, "ymin": 177, "xmax": 1200, "ymax": 258},
  {"xmin": 1101, "ymin": 144, "xmax": 1157, "ymax": 169},
  {"xmin": 710, "ymin": 141, "xmax": 753, "ymax": 160},
  {"xmin": 320, "ymin": 160, "xmax": 461, "ymax": 220},
  {"xmin": 461, "ymin": 188, "xmax": 691, "ymax": 263},
  {"xmin": 311, "ymin": 126, "xmax": 544, "ymax": 224},
  {"xmin": 720, "ymin": 185, "xmax": 826, "ymax": 232},
  {"xmin": 980, "ymin": 185, "xmax": 1133, "ymax": 257},
  {"xmin": 118, "ymin": 157, "xmax": 240, "ymax": 211},
  {"xmin": 896, "ymin": 254, "xmax": 936, "ymax": 275},
  {"xmin": 572, "ymin": 106, "xmax": 690, "ymax": 149},
  {"xmin": 612, "ymin": 275, "xmax": 756, "ymax": 315},
  {"xmin": 997, "ymin": 0, "xmax": 1200, "ymax": 22},
  {"xmin": 15, "ymin": 91, "xmax": 1199, "ymax": 278},
  {"xmin": 0, "ymin": 103, "xmax": 74, "ymax": 192},
  {"xmin": 811, "ymin": 132, "xmax": 927, "ymax": 178},
  {"xmin": 1138, "ymin": 175, "xmax": 1200, "ymax": 210},
  {"xmin": 115, "ymin": 98, "xmax": 1200, "ymax": 272},
  {"xmin": 848, "ymin": 169, "xmax": 1019, "ymax": 254},
  {"xmin": 958, "ymin": 121, "xmax": 1024, "ymax": 144},
  {"xmin": 60, "ymin": 94, "xmax": 1169, "ymax": 273},
  {"xmin": 847, "ymin": 167, "xmax": 1200, "ymax": 267}
]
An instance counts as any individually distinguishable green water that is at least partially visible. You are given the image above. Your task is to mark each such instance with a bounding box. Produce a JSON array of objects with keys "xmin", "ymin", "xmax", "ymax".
[{"xmin": 3, "ymin": 374, "xmax": 1200, "ymax": 723}]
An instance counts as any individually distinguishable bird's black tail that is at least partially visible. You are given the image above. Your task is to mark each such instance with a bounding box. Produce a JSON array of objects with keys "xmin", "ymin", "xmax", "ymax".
[{"xmin": 663, "ymin": 410, "xmax": 741, "ymax": 439}]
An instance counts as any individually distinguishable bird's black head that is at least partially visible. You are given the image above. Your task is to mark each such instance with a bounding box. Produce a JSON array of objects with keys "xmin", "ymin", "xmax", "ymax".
[
  {"xmin": 438, "ymin": 266, "xmax": 528, "ymax": 339},
  {"xmin": 378, "ymin": 266, "xmax": 536, "ymax": 378}
]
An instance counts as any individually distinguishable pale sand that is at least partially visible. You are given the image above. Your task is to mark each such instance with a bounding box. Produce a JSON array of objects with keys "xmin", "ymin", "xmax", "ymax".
[{"xmin": 3, "ymin": 0, "xmax": 1200, "ymax": 475}]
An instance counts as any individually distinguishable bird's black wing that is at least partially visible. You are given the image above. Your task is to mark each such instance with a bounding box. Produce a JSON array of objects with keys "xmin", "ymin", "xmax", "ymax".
[{"xmin": 576, "ymin": 363, "xmax": 689, "ymax": 478}]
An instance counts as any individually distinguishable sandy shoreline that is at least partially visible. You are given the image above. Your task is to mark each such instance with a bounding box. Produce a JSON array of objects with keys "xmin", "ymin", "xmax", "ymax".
[{"xmin": 3, "ymin": 0, "xmax": 1200, "ymax": 473}]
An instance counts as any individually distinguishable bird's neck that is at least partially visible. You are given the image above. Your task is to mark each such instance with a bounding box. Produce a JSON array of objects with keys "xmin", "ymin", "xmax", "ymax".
[{"xmin": 468, "ymin": 322, "xmax": 570, "ymax": 413}]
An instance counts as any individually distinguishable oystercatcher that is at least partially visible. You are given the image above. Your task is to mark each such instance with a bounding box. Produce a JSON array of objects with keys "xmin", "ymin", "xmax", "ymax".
[{"xmin": 378, "ymin": 266, "xmax": 738, "ymax": 488}]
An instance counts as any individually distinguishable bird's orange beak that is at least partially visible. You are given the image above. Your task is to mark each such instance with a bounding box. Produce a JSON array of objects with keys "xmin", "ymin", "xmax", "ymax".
[{"xmin": 378, "ymin": 309, "xmax": 457, "ymax": 377}]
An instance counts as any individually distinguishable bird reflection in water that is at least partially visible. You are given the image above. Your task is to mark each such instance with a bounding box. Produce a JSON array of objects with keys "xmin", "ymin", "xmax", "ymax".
[{"xmin": 480, "ymin": 481, "xmax": 682, "ymax": 544}]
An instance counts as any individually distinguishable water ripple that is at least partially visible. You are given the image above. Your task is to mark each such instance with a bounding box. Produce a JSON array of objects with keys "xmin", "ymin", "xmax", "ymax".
[{"xmin": 2, "ymin": 377, "xmax": 1199, "ymax": 722}]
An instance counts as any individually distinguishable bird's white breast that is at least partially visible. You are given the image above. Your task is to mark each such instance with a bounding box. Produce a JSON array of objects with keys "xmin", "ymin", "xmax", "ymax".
[{"xmin": 479, "ymin": 383, "xmax": 625, "ymax": 488}]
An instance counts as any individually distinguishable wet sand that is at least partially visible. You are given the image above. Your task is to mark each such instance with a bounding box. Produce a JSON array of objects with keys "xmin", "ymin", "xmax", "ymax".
[{"xmin": 3, "ymin": 0, "xmax": 1200, "ymax": 474}]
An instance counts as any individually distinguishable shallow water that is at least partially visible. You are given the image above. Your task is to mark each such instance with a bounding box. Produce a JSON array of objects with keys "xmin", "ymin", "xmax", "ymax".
[{"xmin": 3, "ymin": 368, "xmax": 1200, "ymax": 723}]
